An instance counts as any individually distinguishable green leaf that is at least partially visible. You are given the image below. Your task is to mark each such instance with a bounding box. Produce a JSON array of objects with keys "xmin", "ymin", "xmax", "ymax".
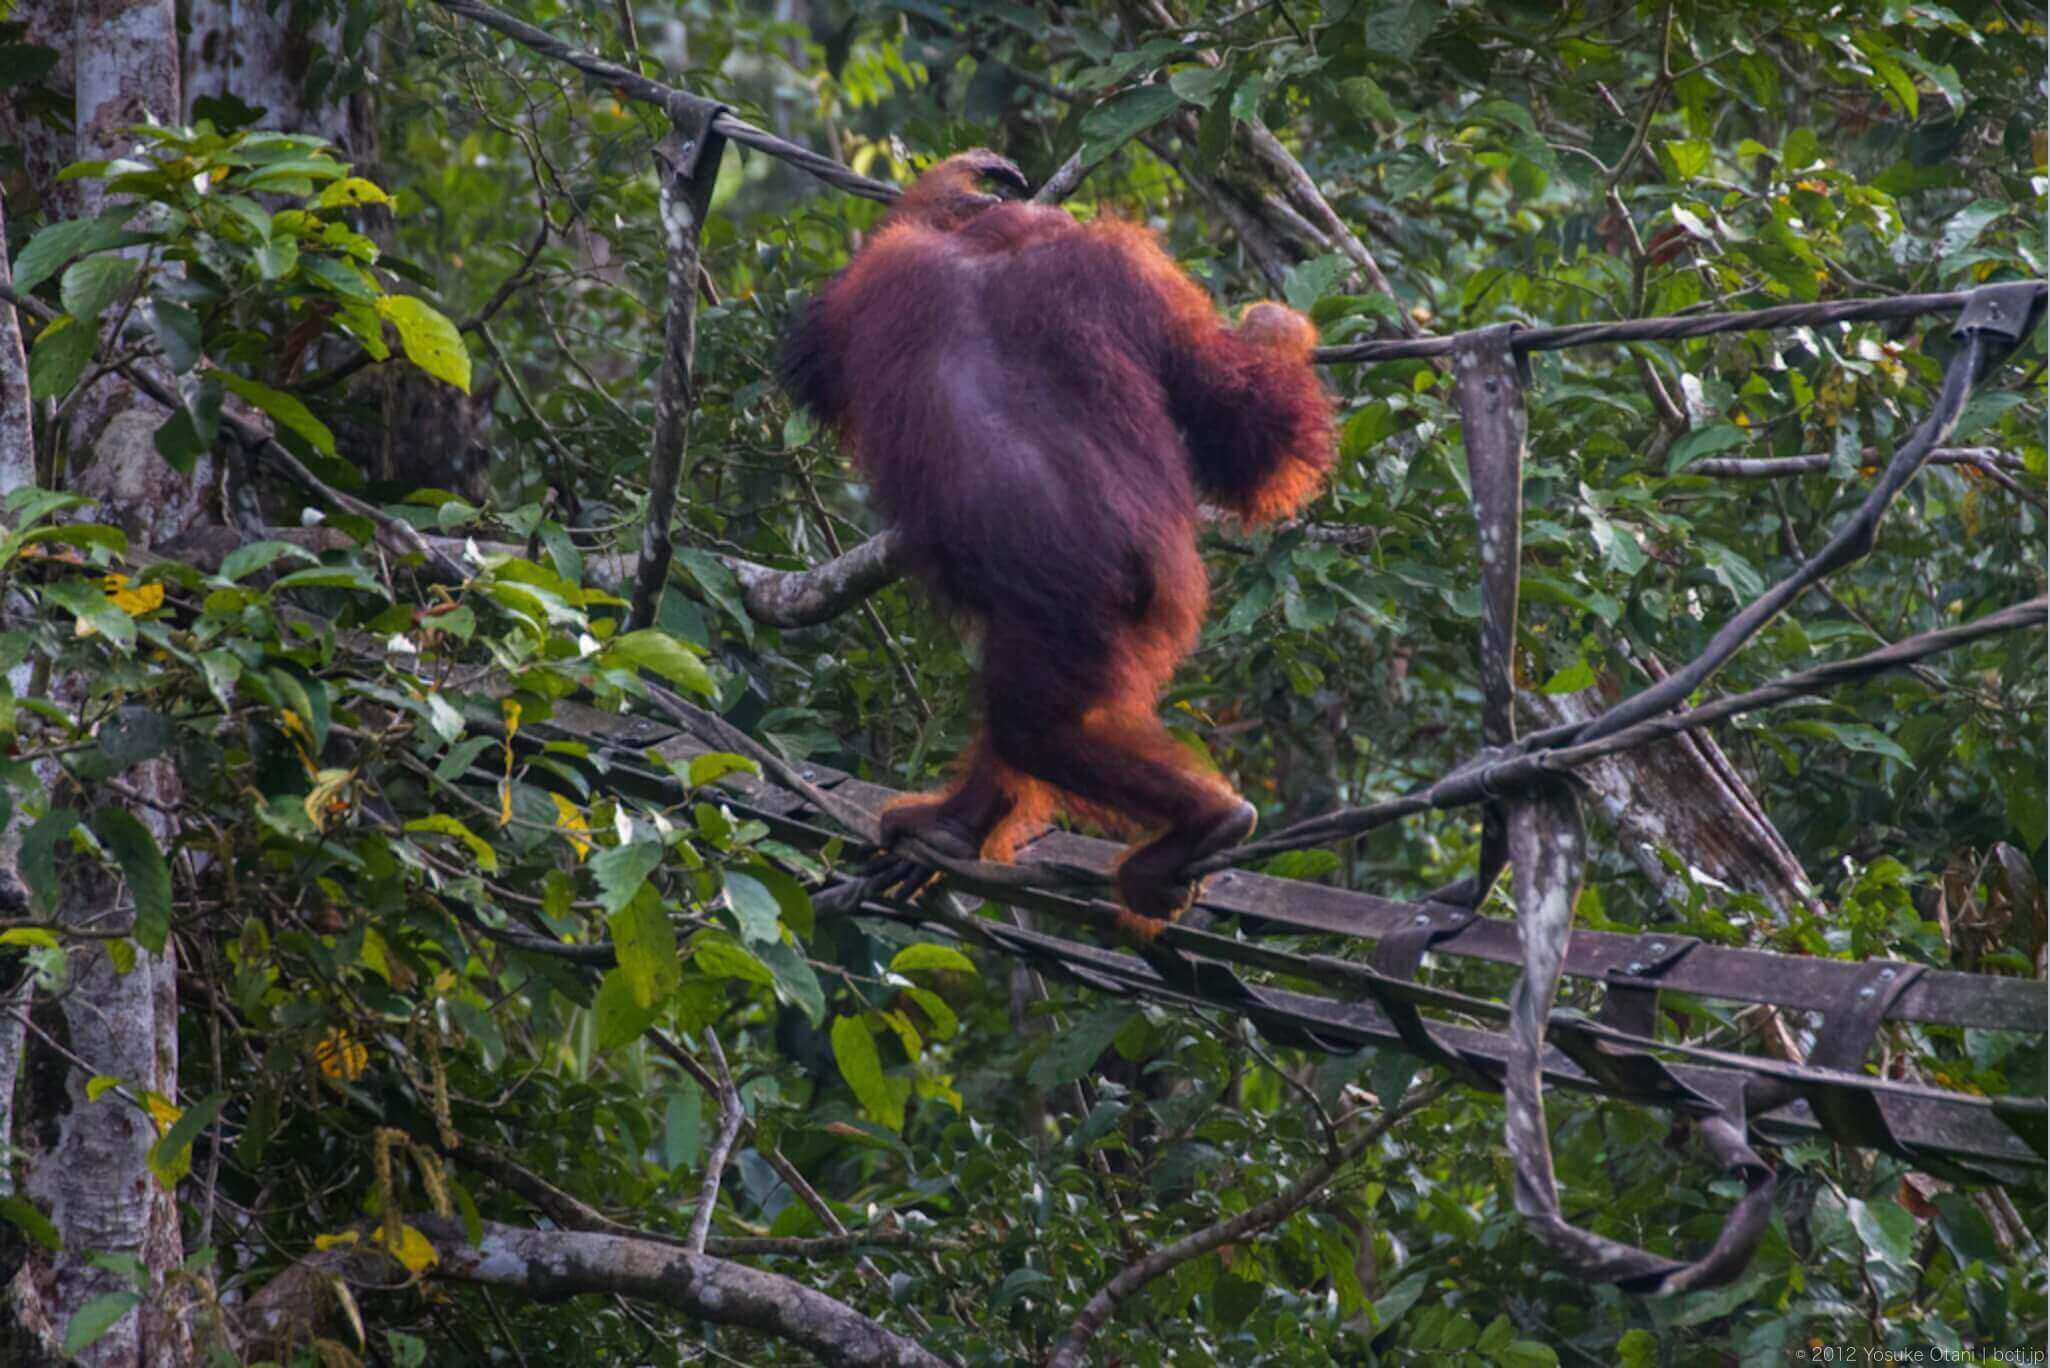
[
  {"xmin": 0, "ymin": 1195, "xmax": 60, "ymax": 1251},
  {"xmin": 1853, "ymin": 36, "xmax": 1918, "ymax": 119},
  {"xmin": 663, "ymin": 1083, "xmax": 703, "ymax": 1171},
  {"xmin": 831, "ymin": 1015, "xmax": 904, "ymax": 1131},
  {"xmin": 63, "ymin": 1291, "xmax": 141, "ymax": 1355},
  {"xmin": 6, "ymin": 520, "xmax": 126, "ymax": 561},
  {"xmin": 403, "ymin": 814, "xmax": 498, "ymax": 871},
  {"xmin": 1783, "ymin": 720, "xmax": 1914, "ymax": 767},
  {"xmin": 243, "ymin": 157, "xmax": 348, "ymax": 189},
  {"xmin": 209, "ymin": 369, "xmax": 335, "ymax": 458},
  {"xmin": 1282, "ymin": 254, "xmax": 1351, "ymax": 314},
  {"xmin": 1361, "ymin": 0, "xmax": 1438, "ymax": 58},
  {"xmin": 1079, "ymin": 84, "xmax": 1182, "ymax": 161},
  {"xmin": 147, "ymin": 1091, "xmax": 225, "ymax": 1189},
  {"xmin": 687, "ymin": 752, "xmax": 760, "ymax": 788},
  {"xmin": 153, "ymin": 410, "xmax": 207, "ymax": 472},
  {"xmin": 1661, "ymin": 138, "xmax": 1714, "ymax": 180},
  {"xmin": 593, "ymin": 967, "xmax": 660, "ymax": 1049},
  {"xmin": 1167, "ymin": 66, "xmax": 1233, "ymax": 108},
  {"xmin": 1257, "ymin": 848, "xmax": 1341, "ymax": 880},
  {"xmin": 42, "ymin": 577, "xmax": 135, "ymax": 651},
  {"xmin": 903, "ymin": 986, "xmax": 957, "ymax": 1040},
  {"xmin": 219, "ymin": 540, "xmax": 318, "ymax": 583},
  {"xmin": 1665, "ymin": 421, "xmax": 1748, "ymax": 473},
  {"xmin": 756, "ymin": 936, "xmax": 826, "ymax": 1026},
  {"xmin": 1539, "ymin": 658, "xmax": 1596, "ymax": 694},
  {"xmin": 989, "ymin": 1266, "xmax": 1053, "ymax": 1313},
  {"xmin": 376, "ymin": 294, "xmax": 471, "ymax": 393},
  {"xmin": 591, "ymin": 839, "xmax": 663, "ymax": 916},
  {"xmin": 94, "ymin": 807, "xmax": 172, "ymax": 954},
  {"xmin": 12, "ymin": 214, "xmax": 152, "ymax": 295},
  {"xmin": 1027, "ymin": 1005, "xmax": 1139, "ymax": 1087},
  {"xmin": 270, "ymin": 564, "xmax": 387, "ymax": 595},
  {"xmin": 723, "ymin": 869, "xmax": 784, "ymax": 944},
  {"xmin": 253, "ymin": 234, "xmax": 299, "ymax": 281},
  {"xmin": 609, "ymin": 886, "xmax": 679, "ymax": 1008},
  {"xmin": 18, "ymin": 809, "xmax": 78, "ymax": 915},
  {"xmin": 889, "ymin": 944, "xmax": 977, "ymax": 977},
  {"xmin": 28, "ymin": 314, "xmax": 95, "ymax": 402},
  {"xmin": 599, "ymin": 629, "xmax": 713, "ymax": 696},
  {"xmin": 675, "ymin": 550, "xmax": 754, "ymax": 646},
  {"xmin": 59, "ymin": 254, "xmax": 139, "ymax": 322},
  {"xmin": 301, "ymin": 254, "xmax": 381, "ymax": 302},
  {"xmin": 691, "ymin": 931, "xmax": 774, "ymax": 987},
  {"xmin": 0, "ymin": 42, "xmax": 59, "ymax": 89}
]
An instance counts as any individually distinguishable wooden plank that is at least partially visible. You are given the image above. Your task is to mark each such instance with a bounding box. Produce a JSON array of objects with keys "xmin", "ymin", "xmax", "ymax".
[{"xmin": 534, "ymin": 703, "xmax": 2044, "ymax": 1036}]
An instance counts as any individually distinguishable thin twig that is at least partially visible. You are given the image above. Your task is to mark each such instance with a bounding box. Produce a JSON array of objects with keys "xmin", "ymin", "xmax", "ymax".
[
  {"xmin": 1045, "ymin": 1080, "xmax": 1447, "ymax": 1368},
  {"xmin": 685, "ymin": 1028, "xmax": 746, "ymax": 1255}
]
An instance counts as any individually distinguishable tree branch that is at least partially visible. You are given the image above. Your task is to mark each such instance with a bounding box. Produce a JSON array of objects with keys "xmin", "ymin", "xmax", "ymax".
[
  {"xmin": 428, "ymin": 0, "xmax": 899, "ymax": 203},
  {"xmin": 685, "ymin": 1028, "xmax": 746, "ymax": 1254},
  {"xmin": 249, "ymin": 1218, "xmax": 948, "ymax": 1368}
]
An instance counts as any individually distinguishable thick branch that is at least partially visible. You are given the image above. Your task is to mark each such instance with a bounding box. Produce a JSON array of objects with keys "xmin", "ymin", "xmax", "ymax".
[
  {"xmin": 1688, "ymin": 446, "xmax": 2020, "ymax": 478},
  {"xmin": 726, "ymin": 529, "xmax": 908, "ymax": 627},
  {"xmin": 248, "ymin": 1218, "xmax": 945, "ymax": 1368},
  {"xmin": 1315, "ymin": 286, "xmax": 2041, "ymax": 364}
]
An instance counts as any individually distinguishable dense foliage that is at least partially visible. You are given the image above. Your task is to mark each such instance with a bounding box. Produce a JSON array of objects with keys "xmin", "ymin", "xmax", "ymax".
[{"xmin": 1, "ymin": 1, "xmax": 2042, "ymax": 1363}]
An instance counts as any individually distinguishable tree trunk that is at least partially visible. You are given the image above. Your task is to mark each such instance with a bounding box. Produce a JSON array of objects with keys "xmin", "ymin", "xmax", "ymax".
[
  {"xmin": 8, "ymin": 3, "xmax": 193, "ymax": 1364},
  {"xmin": 1520, "ymin": 685, "xmax": 1817, "ymax": 919}
]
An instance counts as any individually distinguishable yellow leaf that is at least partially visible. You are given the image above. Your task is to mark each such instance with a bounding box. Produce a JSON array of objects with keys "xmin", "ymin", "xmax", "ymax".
[
  {"xmin": 314, "ymin": 1027, "xmax": 369, "ymax": 1081},
  {"xmin": 280, "ymin": 709, "xmax": 316, "ymax": 754},
  {"xmin": 314, "ymin": 176, "xmax": 394, "ymax": 210},
  {"xmin": 304, "ymin": 768, "xmax": 355, "ymax": 832},
  {"xmin": 385, "ymin": 1222, "xmax": 440, "ymax": 1274},
  {"xmin": 143, "ymin": 1091, "xmax": 181, "ymax": 1134},
  {"xmin": 502, "ymin": 699, "xmax": 522, "ymax": 738},
  {"xmin": 550, "ymin": 793, "xmax": 592, "ymax": 861},
  {"xmin": 499, "ymin": 779, "xmax": 513, "ymax": 829},
  {"xmin": 374, "ymin": 294, "xmax": 471, "ymax": 393},
  {"xmin": 85, "ymin": 1074, "xmax": 123, "ymax": 1102},
  {"xmin": 101, "ymin": 573, "xmax": 164, "ymax": 616},
  {"xmin": 314, "ymin": 1230, "xmax": 362, "ymax": 1251}
]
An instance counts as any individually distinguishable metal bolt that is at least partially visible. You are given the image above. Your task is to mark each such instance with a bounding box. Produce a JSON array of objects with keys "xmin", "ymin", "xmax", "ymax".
[
  {"xmin": 1877, "ymin": 967, "xmax": 1896, "ymax": 980},
  {"xmin": 1647, "ymin": 941, "xmax": 1666, "ymax": 954},
  {"xmin": 1413, "ymin": 913, "xmax": 1431, "ymax": 926},
  {"xmin": 1858, "ymin": 986, "xmax": 1876, "ymax": 998},
  {"xmin": 1626, "ymin": 962, "xmax": 1645, "ymax": 975}
]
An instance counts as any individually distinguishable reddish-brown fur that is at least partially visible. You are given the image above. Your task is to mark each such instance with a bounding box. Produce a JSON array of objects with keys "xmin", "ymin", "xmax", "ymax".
[{"xmin": 782, "ymin": 151, "xmax": 1335, "ymax": 932}]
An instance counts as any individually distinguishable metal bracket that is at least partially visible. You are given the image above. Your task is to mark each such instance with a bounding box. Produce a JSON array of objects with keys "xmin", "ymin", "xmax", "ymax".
[
  {"xmin": 1598, "ymin": 933, "xmax": 1701, "ymax": 1038},
  {"xmin": 1365, "ymin": 905, "xmax": 1496, "ymax": 1089},
  {"xmin": 1745, "ymin": 960, "xmax": 1926, "ymax": 1158},
  {"xmin": 1952, "ymin": 280, "xmax": 2046, "ymax": 345}
]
